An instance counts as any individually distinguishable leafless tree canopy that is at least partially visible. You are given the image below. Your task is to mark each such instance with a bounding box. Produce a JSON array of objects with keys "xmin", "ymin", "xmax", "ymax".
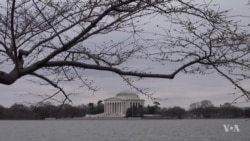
[{"xmin": 0, "ymin": 0, "xmax": 249, "ymax": 103}]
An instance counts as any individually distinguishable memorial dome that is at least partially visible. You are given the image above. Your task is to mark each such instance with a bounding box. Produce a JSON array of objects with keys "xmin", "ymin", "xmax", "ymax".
[
  {"xmin": 101, "ymin": 91, "xmax": 145, "ymax": 117},
  {"xmin": 115, "ymin": 91, "xmax": 139, "ymax": 100}
]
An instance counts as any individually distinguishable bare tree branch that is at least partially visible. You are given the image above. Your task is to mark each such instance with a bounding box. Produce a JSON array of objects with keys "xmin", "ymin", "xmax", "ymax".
[
  {"xmin": 30, "ymin": 72, "xmax": 72, "ymax": 103},
  {"xmin": 0, "ymin": 0, "xmax": 249, "ymax": 103}
]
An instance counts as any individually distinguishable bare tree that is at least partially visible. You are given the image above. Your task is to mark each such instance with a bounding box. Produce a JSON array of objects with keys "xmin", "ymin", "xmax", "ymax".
[
  {"xmin": 0, "ymin": 0, "xmax": 249, "ymax": 103},
  {"xmin": 200, "ymin": 100, "xmax": 213, "ymax": 108},
  {"xmin": 189, "ymin": 102, "xmax": 201, "ymax": 110}
]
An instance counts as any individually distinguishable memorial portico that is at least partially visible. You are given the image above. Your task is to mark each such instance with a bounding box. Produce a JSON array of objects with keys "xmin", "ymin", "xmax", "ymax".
[
  {"xmin": 103, "ymin": 92, "xmax": 145, "ymax": 117},
  {"xmin": 85, "ymin": 91, "xmax": 145, "ymax": 118}
]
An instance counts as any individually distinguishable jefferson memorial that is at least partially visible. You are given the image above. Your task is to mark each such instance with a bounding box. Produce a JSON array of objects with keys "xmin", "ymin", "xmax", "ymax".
[{"xmin": 88, "ymin": 91, "xmax": 144, "ymax": 117}]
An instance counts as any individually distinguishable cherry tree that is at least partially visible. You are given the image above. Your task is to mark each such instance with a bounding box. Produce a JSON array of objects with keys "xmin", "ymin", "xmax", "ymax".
[{"xmin": 0, "ymin": 0, "xmax": 249, "ymax": 103}]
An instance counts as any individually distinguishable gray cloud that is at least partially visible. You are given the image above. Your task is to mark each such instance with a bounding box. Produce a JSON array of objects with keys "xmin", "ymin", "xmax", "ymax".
[{"xmin": 0, "ymin": 0, "xmax": 249, "ymax": 108}]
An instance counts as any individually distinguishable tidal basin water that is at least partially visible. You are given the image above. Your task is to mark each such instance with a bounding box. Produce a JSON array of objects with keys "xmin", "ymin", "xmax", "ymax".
[{"xmin": 0, "ymin": 119, "xmax": 249, "ymax": 141}]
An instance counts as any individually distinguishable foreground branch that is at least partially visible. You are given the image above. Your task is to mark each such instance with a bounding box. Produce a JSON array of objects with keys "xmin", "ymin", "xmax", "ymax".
[{"xmin": 43, "ymin": 57, "xmax": 206, "ymax": 79}]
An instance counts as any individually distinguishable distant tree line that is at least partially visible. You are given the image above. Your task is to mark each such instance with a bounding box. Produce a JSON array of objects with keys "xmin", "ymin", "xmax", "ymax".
[
  {"xmin": 0, "ymin": 100, "xmax": 249, "ymax": 119},
  {"xmin": 0, "ymin": 100, "xmax": 104, "ymax": 120},
  {"xmin": 187, "ymin": 100, "xmax": 250, "ymax": 119},
  {"xmin": 126, "ymin": 100, "xmax": 250, "ymax": 119}
]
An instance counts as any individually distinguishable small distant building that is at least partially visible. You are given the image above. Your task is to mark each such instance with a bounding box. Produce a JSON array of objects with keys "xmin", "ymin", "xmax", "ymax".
[
  {"xmin": 103, "ymin": 92, "xmax": 145, "ymax": 117},
  {"xmin": 86, "ymin": 91, "xmax": 144, "ymax": 118}
]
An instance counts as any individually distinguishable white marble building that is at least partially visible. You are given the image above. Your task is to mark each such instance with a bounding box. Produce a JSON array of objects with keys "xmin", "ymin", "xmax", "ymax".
[
  {"xmin": 87, "ymin": 92, "xmax": 144, "ymax": 118},
  {"xmin": 103, "ymin": 92, "xmax": 144, "ymax": 117}
]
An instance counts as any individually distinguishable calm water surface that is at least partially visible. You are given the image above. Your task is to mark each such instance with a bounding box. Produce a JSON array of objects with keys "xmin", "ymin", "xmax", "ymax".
[{"xmin": 0, "ymin": 119, "xmax": 249, "ymax": 141}]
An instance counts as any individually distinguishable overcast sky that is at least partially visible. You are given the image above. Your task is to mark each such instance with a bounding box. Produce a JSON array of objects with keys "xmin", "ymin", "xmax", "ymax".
[{"xmin": 0, "ymin": 0, "xmax": 249, "ymax": 109}]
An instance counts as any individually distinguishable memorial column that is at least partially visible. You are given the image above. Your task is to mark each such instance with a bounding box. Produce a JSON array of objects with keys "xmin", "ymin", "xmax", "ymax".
[
  {"xmin": 107, "ymin": 103, "xmax": 109, "ymax": 113},
  {"xmin": 118, "ymin": 102, "xmax": 120, "ymax": 113},
  {"xmin": 108, "ymin": 102, "xmax": 110, "ymax": 113},
  {"xmin": 112, "ymin": 102, "xmax": 114, "ymax": 113},
  {"xmin": 119, "ymin": 103, "xmax": 121, "ymax": 113},
  {"xmin": 109, "ymin": 102, "xmax": 111, "ymax": 113},
  {"xmin": 122, "ymin": 102, "xmax": 124, "ymax": 113},
  {"xmin": 104, "ymin": 103, "xmax": 106, "ymax": 113}
]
